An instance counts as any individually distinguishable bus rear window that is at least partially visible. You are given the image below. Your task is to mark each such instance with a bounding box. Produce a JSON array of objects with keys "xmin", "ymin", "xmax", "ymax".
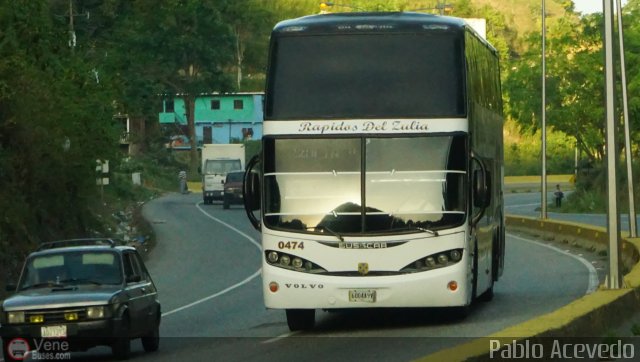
[{"xmin": 267, "ymin": 33, "xmax": 465, "ymax": 119}]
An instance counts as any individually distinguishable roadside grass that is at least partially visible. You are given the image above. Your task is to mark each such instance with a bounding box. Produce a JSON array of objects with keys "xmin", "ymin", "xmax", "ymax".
[{"xmin": 504, "ymin": 174, "xmax": 573, "ymax": 184}]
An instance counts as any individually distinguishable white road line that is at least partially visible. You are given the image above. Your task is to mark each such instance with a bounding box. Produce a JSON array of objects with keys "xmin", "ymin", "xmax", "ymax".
[
  {"xmin": 505, "ymin": 203, "xmax": 540, "ymax": 208},
  {"xmin": 508, "ymin": 232, "xmax": 600, "ymax": 294},
  {"xmin": 195, "ymin": 202, "xmax": 261, "ymax": 250},
  {"xmin": 162, "ymin": 269, "xmax": 261, "ymax": 317},
  {"xmin": 192, "ymin": 202, "xmax": 300, "ymax": 343},
  {"xmin": 161, "ymin": 202, "xmax": 262, "ymax": 318},
  {"xmin": 262, "ymin": 331, "xmax": 299, "ymax": 344}
]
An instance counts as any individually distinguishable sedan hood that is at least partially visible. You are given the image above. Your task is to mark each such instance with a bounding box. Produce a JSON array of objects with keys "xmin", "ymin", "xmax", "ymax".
[{"xmin": 2, "ymin": 285, "xmax": 122, "ymax": 311}]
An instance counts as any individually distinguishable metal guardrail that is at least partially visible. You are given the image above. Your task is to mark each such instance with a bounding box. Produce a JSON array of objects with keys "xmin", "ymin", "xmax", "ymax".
[{"xmin": 418, "ymin": 215, "xmax": 640, "ymax": 362}]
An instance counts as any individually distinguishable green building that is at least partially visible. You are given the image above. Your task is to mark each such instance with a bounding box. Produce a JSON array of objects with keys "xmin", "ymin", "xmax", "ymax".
[{"xmin": 159, "ymin": 92, "xmax": 263, "ymax": 146}]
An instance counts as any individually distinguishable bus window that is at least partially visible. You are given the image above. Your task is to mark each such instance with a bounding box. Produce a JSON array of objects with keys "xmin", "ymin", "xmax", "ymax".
[
  {"xmin": 264, "ymin": 138, "xmax": 361, "ymax": 232},
  {"xmin": 263, "ymin": 135, "xmax": 466, "ymax": 235},
  {"xmin": 267, "ymin": 33, "xmax": 465, "ymax": 120},
  {"xmin": 365, "ymin": 136, "xmax": 465, "ymax": 232}
]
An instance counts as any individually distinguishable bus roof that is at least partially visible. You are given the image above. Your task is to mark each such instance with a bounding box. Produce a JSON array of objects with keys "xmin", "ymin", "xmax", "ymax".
[
  {"xmin": 272, "ymin": 12, "xmax": 496, "ymax": 54},
  {"xmin": 273, "ymin": 12, "xmax": 467, "ymax": 35}
]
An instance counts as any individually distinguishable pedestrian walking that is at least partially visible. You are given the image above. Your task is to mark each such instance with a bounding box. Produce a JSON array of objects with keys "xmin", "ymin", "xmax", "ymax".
[
  {"xmin": 554, "ymin": 184, "xmax": 564, "ymax": 208},
  {"xmin": 178, "ymin": 170, "xmax": 187, "ymax": 194}
]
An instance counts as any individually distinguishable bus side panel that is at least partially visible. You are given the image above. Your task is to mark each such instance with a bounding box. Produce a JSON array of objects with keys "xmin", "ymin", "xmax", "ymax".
[{"xmin": 465, "ymin": 29, "xmax": 504, "ymax": 294}]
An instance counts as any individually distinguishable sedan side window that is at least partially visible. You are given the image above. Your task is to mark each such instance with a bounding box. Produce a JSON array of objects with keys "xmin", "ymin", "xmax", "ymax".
[
  {"xmin": 123, "ymin": 253, "xmax": 142, "ymax": 283},
  {"xmin": 133, "ymin": 252, "xmax": 150, "ymax": 281}
]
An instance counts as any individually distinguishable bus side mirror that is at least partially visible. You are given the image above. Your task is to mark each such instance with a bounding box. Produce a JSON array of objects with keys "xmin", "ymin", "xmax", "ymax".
[
  {"xmin": 243, "ymin": 154, "xmax": 261, "ymax": 230},
  {"xmin": 473, "ymin": 169, "xmax": 491, "ymax": 208}
]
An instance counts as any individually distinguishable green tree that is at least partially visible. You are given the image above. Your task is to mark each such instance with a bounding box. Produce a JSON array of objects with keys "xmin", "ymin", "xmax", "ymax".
[
  {"xmin": 504, "ymin": 11, "xmax": 606, "ymax": 165},
  {"xmin": 220, "ymin": 1, "xmax": 278, "ymax": 91},
  {"xmin": 122, "ymin": 0, "xmax": 236, "ymax": 173},
  {"xmin": 0, "ymin": 0, "xmax": 120, "ymax": 243}
]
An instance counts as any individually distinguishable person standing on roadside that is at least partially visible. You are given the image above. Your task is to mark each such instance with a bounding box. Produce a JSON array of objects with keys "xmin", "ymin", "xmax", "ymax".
[
  {"xmin": 554, "ymin": 184, "xmax": 564, "ymax": 208},
  {"xmin": 178, "ymin": 170, "xmax": 187, "ymax": 194}
]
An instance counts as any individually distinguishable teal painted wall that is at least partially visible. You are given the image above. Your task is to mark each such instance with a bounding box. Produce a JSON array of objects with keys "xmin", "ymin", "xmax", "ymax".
[
  {"xmin": 159, "ymin": 93, "xmax": 263, "ymax": 144},
  {"xmin": 159, "ymin": 94, "xmax": 261, "ymax": 125}
]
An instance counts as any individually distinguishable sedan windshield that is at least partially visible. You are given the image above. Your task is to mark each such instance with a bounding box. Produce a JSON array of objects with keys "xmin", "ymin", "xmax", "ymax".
[
  {"xmin": 264, "ymin": 135, "xmax": 466, "ymax": 235},
  {"xmin": 19, "ymin": 251, "xmax": 123, "ymax": 289}
]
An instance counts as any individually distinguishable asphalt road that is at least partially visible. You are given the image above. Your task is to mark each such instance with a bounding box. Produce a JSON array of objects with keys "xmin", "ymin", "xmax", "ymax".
[
  {"xmin": 15, "ymin": 191, "xmax": 599, "ymax": 361},
  {"xmin": 505, "ymin": 190, "xmax": 639, "ymax": 232}
]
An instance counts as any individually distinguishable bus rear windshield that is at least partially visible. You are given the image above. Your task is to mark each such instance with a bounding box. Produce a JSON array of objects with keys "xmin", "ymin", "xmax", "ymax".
[{"xmin": 267, "ymin": 32, "xmax": 465, "ymax": 119}]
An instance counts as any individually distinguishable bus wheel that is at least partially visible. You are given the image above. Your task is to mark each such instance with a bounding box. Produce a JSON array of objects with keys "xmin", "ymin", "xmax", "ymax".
[
  {"xmin": 286, "ymin": 309, "xmax": 315, "ymax": 331},
  {"xmin": 478, "ymin": 284, "xmax": 494, "ymax": 302},
  {"xmin": 450, "ymin": 305, "xmax": 470, "ymax": 320},
  {"xmin": 471, "ymin": 239, "xmax": 478, "ymax": 302}
]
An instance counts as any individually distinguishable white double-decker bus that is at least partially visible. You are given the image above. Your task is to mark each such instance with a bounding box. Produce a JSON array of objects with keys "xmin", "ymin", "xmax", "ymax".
[{"xmin": 243, "ymin": 12, "xmax": 504, "ymax": 331}]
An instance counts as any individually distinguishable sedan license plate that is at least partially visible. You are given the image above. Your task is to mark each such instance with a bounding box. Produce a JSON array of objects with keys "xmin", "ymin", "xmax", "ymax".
[
  {"xmin": 348, "ymin": 289, "xmax": 376, "ymax": 303},
  {"xmin": 41, "ymin": 325, "xmax": 67, "ymax": 338}
]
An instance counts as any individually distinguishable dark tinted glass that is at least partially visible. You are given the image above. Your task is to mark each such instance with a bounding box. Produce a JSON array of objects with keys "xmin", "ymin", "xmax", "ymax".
[
  {"xmin": 267, "ymin": 33, "xmax": 464, "ymax": 119},
  {"xmin": 226, "ymin": 172, "xmax": 244, "ymax": 182}
]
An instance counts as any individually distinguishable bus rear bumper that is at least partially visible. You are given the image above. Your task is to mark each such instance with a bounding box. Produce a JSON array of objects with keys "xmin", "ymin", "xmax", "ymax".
[{"xmin": 263, "ymin": 263, "xmax": 471, "ymax": 309}]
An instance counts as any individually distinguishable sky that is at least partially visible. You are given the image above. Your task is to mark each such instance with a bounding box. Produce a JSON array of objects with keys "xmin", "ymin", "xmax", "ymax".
[{"xmin": 573, "ymin": 0, "xmax": 629, "ymax": 14}]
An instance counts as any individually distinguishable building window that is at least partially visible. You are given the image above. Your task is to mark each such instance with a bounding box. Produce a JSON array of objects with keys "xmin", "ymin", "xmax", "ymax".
[
  {"xmin": 211, "ymin": 100, "xmax": 220, "ymax": 110},
  {"xmin": 234, "ymin": 100, "xmax": 244, "ymax": 110},
  {"xmin": 165, "ymin": 100, "xmax": 174, "ymax": 113},
  {"xmin": 242, "ymin": 128, "xmax": 254, "ymax": 141}
]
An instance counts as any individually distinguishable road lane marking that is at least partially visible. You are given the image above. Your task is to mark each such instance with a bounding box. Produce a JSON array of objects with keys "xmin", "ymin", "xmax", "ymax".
[
  {"xmin": 162, "ymin": 269, "xmax": 261, "ymax": 317},
  {"xmin": 508, "ymin": 232, "xmax": 599, "ymax": 294},
  {"xmin": 161, "ymin": 202, "xmax": 262, "ymax": 318},
  {"xmin": 262, "ymin": 331, "xmax": 299, "ymax": 344},
  {"xmin": 195, "ymin": 202, "xmax": 261, "ymax": 249},
  {"xmin": 505, "ymin": 203, "xmax": 540, "ymax": 208}
]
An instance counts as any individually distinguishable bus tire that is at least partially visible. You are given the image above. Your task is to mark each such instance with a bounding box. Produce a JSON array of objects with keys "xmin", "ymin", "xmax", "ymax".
[
  {"xmin": 286, "ymin": 309, "xmax": 315, "ymax": 331},
  {"xmin": 478, "ymin": 285, "xmax": 494, "ymax": 302},
  {"xmin": 477, "ymin": 234, "xmax": 497, "ymax": 303},
  {"xmin": 450, "ymin": 305, "xmax": 470, "ymax": 320},
  {"xmin": 471, "ymin": 239, "xmax": 479, "ymax": 302}
]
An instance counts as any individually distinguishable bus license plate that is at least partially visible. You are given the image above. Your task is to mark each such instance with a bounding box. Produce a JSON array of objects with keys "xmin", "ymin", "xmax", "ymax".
[
  {"xmin": 41, "ymin": 325, "xmax": 67, "ymax": 338},
  {"xmin": 348, "ymin": 289, "xmax": 376, "ymax": 303}
]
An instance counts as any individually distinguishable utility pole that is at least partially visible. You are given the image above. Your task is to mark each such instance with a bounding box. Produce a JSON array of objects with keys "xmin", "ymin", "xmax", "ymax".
[
  {"xmin": 616, "ymin": 0, "xmax": 637, "ymax": 237},
  {"xmin": 541, "ymin": 0, "xmax": 548, "ymax": 219},
  {"xmin": 603, "ymin": 0, "xmax": 622, "ymax": 289}
]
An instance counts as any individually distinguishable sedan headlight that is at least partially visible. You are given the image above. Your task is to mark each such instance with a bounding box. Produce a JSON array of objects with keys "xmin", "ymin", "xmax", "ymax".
[
  {"xmin": 8, "ymin": 311, "xmax": 25, "ymax": 324},
  {"xmin": 86, "ymin": 306, "xmax": 106, "ymax": 319}
]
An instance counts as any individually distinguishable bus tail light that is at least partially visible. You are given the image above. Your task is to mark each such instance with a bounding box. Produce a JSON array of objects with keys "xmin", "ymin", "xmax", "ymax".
[{"xmin": 269, "ymin": 282, "xmax": 279, "ymax": 293}]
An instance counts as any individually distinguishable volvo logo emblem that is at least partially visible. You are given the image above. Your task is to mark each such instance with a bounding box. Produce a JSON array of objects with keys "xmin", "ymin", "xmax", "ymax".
[{"xmin": 358, "ymin": 262, "xmax": 369, "ymax": 276}]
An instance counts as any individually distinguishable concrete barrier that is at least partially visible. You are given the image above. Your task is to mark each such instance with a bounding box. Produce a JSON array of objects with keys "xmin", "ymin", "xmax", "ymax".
[{"xmin": 417, "ymin": 215, "xmax": 640, "ymax": 362}]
